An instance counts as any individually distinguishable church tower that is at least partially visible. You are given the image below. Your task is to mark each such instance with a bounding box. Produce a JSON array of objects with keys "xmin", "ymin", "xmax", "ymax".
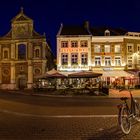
[{"xmin": 11, "ymin": 7, "xmax": 33, "ymax": 39}]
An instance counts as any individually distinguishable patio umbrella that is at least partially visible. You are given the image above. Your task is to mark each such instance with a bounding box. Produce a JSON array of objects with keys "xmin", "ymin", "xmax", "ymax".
[
  {"xmin": 48, "ymin": 72, "xmax": 67, "ymax": 78},
  {"xmin": 34, "ymin": 73, "xmax": 51, "ymax": 79},
  {"xmin": 46, "ymin": 68, "xmax": 58, "ymax": 75},
  {"xmin": 46, "ymin": 69, "xmax": 67, "ymax": 78},
  {"xmin": 68, "ymin": 71, "xmax": 102, "ymax": 78}
]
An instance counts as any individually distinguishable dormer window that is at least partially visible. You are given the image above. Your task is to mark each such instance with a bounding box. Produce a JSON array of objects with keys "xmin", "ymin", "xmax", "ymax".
[{"xmin": 105, "ymin": 29, "xmax": 110, "ymax": 36}]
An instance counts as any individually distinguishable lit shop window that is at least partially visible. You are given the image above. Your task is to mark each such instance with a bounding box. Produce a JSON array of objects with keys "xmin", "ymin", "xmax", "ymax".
[
  {"xmin": 71, "ymin": 53, "xmax": 78, "ymax": 65},
  {"xmin": 61, "ymin": 41, "xmax": 68, "ymax": 48},
  {"xmin": 80, "ymin": 40, "xmax": 88, "ymax": 47},
  {"xmin": 61, "ymin": 53, "xmax": 68, "ymax": 65},
  {"xmin": 71, "ymin": 41, "xmax": 78, "ymax": 47},
  {"xmin": 95, "ymin": 57, "xmax": 101, "ymax": 66},
  {"xmin": 105, "ymin": 57, "xmax": 111, "ymax": 66},
  {"xmin": 81, "ymin": 53, "xmax": 88, "ymax": 65}
]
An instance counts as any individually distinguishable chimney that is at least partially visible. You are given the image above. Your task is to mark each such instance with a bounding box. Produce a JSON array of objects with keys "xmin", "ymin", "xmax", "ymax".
[{"xmin": 84, "ymin": 21, "xmax": 89, "ymax": 29}]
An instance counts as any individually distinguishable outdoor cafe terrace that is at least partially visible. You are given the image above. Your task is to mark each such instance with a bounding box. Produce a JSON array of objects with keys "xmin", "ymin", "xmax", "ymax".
[
  {"xmin": 33, "ymin": 69, "xmax": 137, "ymax": 96},
  {"xmin": 34, "ymin": 69, "xmax": 103, "ymax": 95}
]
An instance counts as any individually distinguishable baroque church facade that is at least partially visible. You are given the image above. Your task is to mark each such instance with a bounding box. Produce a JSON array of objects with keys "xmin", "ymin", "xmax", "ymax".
[{"xmin": 0, "ymin": 8, "xmax": 54, "ymax": 89}]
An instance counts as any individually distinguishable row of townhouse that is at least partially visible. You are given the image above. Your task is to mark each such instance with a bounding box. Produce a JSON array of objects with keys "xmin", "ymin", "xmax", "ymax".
[{"xmin": 57, "ymin": 22, "xmax": 140, "ymax": 85}]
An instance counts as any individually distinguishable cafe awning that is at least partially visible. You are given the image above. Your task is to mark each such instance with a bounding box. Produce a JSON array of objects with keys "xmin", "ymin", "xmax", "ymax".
[
  {"xmin": 68, "ymin": 71, "xmax": 102, "ymax": 78},
  {"xmin": 35, "ymin": 69, "xmax": 67, "ymax": 79},
  {"xmin": 96, "ymin": 70, "xmax": 134, "ymax": 77}
]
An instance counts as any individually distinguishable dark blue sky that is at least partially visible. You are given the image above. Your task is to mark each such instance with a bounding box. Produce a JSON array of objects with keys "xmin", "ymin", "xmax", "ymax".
[{"xmin": 0, "ymin": 0, "xmax": 140, "ymax": 55}]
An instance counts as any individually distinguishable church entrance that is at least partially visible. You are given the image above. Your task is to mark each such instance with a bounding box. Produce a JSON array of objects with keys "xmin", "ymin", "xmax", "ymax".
[{"xmin": 17, "ymin": 75, "xmax": 27, "ymax": 90}]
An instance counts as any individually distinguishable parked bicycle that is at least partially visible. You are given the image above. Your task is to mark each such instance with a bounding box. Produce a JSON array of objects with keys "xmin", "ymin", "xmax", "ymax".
[{"xmin": 117, "ymin": 88, "xmax": 140, "ymax": 134}]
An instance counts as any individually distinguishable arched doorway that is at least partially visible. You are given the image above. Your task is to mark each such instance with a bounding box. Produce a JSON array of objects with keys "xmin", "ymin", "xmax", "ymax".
[{"xmin": 17, "ymin": 75, "xmax": 27, "ymax": 90}]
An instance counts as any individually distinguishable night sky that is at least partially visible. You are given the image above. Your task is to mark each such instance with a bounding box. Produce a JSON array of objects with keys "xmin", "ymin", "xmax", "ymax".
[{"xmin": 0, "ymin": 0, "xmax": 140, "ymax": 55}]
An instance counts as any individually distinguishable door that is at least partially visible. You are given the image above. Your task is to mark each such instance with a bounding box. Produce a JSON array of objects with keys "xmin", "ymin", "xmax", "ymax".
[{"xmin": 18, "ymin": 77, "xmax": 27, "ymax": 89}]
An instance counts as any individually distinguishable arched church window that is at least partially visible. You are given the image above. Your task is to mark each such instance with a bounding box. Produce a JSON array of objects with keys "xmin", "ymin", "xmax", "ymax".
[
  {"xmin": 3, "ymin": 50, "xmax": 8, "ymax": 59},
  {"xmin": 18, "ymin": 44, "xmax": 26, "ymax": 60},
  {"xmin": 35, "ymin": 49, "xmax": 40, "ymax": 58}
]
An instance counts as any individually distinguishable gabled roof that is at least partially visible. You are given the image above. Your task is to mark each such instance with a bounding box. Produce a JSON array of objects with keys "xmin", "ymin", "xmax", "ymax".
[
  {"xmin": 90, "ymin": 26, "xmax": 127, "ymax": 36},
  {"xmin": 58, "ymin": 24, "xmax": 91, "ymax": 36},
  {"xmin": 0, "ymin": 29, "xmax": 45, "ymax": 40},
  {"xmin": 58, "ymin": 22, "xmax": 128, "ymax": 36},
  {"xmin": 11, "ymin": 7, "xmax": 33, "ymax": 23},
  {"xmin": 0, "ymin": 30, "xmax": 12, "ymax": 40}
]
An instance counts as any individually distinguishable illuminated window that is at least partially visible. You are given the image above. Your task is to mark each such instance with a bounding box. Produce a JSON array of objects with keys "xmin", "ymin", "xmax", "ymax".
[
  {"xmin": 61, "ymin": 53, "xmax": 68, "ymax": 65},
  {"xmin": 71, "ymin": 41, "xmax": 78, "ymax": 47},
  {"xmin": 128, "ymin": 60, "xmax": 132, "ymax": 63},
  {"xmin": 81, "ymin": 53, "xmax": 88, "ymax": 65},
  {"xmin": 138, "ymin": 56, "xmax": 140, "ymax": 65},
  {"xmin": 80, "ymin": 41, "xmax": 88, "ymax": 47},
  {"xmin": 138, "ymin": 60, "xmax": 140, "ymax": 65},
  {"xmin": 127, "ymin": 45, "xmax": 133, "ymax": 53},
  {"xmin": 115, "ymin": 45, "xmax": 121, "ymax": 53},
  {"xmin": 104, "ymin": 45, "xmax": 110, "ymax": 53},
  {"xmin": 94, "ymin": 45, "xmax": 101, "ymax": 53},
  {"xmin": 128, "ymin": 56, "xmax": 132, "ymax": 59},
  {"xmin": 127, "ymin": 56, "xmax": 132, "ymax": 66},
  {"xmin": 95, "ymin": 57, "xmax": 101, "ymax": 66},
  {"xmin": 128, "ymin": 60, "xmax": 132, "ymax": 67},
  {"xmin": 105, "ymin": 57, "xmax": 111, "ymax": 66},
  {"xmin": 35, "ymin": 49, "xmax": 40, "ymax": 58},
  {"xmin": 137, "ymin": 45, "xmax": 140, "ymax": 52},
  {"xmin": 71, "ymin": 53, "xmax": 78, "ymax": 65},
  {"xmin": 61, "ymin": 41, "xmax": 68, "ymax": 48},
  {"xmin": 3, "ymin": 50, "xmax": 8, "ymax": 59},
  {"xmin": 115, "ymin": 57, "xmax": 121, "ymax": 66}
]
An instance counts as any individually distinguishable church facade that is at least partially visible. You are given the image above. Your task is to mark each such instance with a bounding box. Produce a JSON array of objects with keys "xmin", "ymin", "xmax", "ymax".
[{"xmin": 0, "ymin": 8, "xmax": 53, "ymax": 89}]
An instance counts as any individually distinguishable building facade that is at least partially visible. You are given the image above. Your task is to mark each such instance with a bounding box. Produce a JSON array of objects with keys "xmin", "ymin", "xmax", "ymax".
[
  {"xmin": 57, "ymin": 22, "xmax": 140, "ymax": 86},
  {"xmin": 57, "ymin": 23, "xmax": 92, "ymax": 72},
  {"xmin": 0, "ymin": 8, "xmax": 53, "ymax": 89}
]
